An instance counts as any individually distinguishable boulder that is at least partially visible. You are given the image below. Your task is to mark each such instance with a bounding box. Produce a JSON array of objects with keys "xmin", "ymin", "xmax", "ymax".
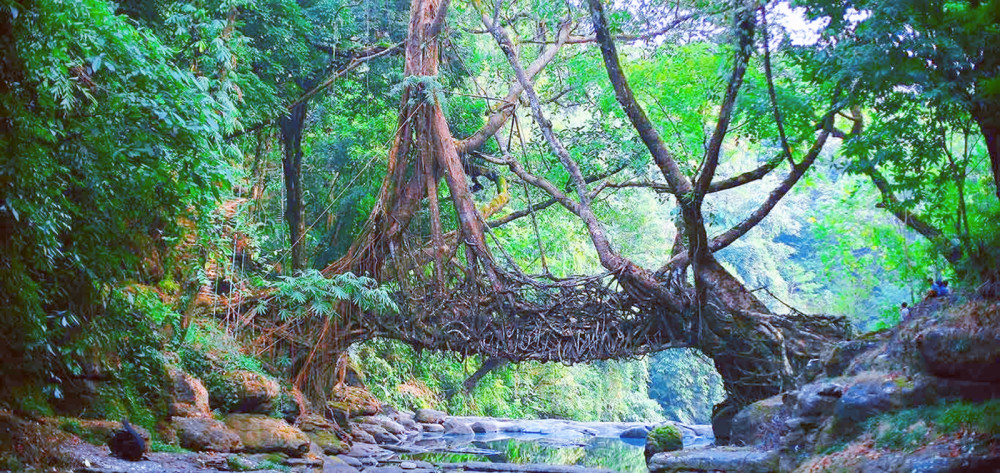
[
  {"xmin": 414, "ymin": 408, "xmax": 446, "ymax": 424},
  {"xmin": 824, "ymin": 340, "xmax": 878, "ymax": 377},
  {"xmin": 326, "ymin": 402, "xmax": 352, "ymax": 431},
  {"xmin": 730, "ymin": 395, "xmax": 788, "ymax": 448},
  {"xmin": 299, "ymin": 414, "xmax": 349, "ymax": 455},
  {"xmin": 357, "ymin": 422, "xmax": 399, "ymax": 443},
  {"xmin": 421, "ymin": 423, "xmax": 445, "ymax": 433},
  {"xmin": 367, "ymin": 415, "xmax": 408, "ymax": 435},
  {"xmin": 793, "ymin": 381, "xmax": 844, "ymax": 419},
  {"xmin": 619, "ymin": 426, "xmax": 650, "ymax": 439},
  {"xmin": 834, "ymin": 376, "xmax": 911, "ymax": 424},
  {"xmin": 443, "ymin": 419, "xmax": 474, "ymax": 436},
  {"xmin": 224, "ymin": 413, "xmax": 310, "ymax": 457},
  {"xmin": 648, "ymin": 447, "xmax": 778, "ymax": 473},
  {"xmin": 225, "ymin": 370, "xmax": 280, "ymax": 414},
  {"xmin": 351, "ymin": 426, "xmax": 376, "ymax": 444},
  {"xmin": 168, "ymin": 368, "xmax": 211, "ymax": 418},
  {"xmin": 920, "ymin": 328, "xmax": 1000, "ymax": 382},
  {"xmin": 644, "ymin": 424, "xmax": 683, "ymax": 460},
  {"xmin": 172, "ymin": 417, "xmax": 242, "ymax": 452},
  {"xmin": 324, "ymin": 454, "xmax": 362, "ymax": 473},
  {"xmin": 711, "ymin": 400, "xmax": 739, "ymax": 445},
  {"xmin": 470, "ymin": 420, "xmax": 499, "ymax": 434}
]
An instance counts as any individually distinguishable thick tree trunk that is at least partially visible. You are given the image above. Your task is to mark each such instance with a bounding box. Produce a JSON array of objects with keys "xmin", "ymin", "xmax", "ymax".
[
  {"xmin": 280, "ymin": 100, "xmax": 309, "ymax": 272},
  {"xmin": 971, "ymin": 106, "xmax": 1000, "ymax": 202}
]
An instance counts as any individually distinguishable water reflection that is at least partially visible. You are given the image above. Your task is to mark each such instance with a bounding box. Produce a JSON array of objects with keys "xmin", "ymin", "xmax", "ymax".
[{"xmin": 403, "ymin": 436, "xmax": 648, "ymax": 473}]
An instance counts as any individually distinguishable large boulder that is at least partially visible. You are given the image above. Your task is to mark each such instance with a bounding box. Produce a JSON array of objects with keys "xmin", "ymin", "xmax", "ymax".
[
  {"xmin": 224, "ymin": 413, "xmax": 310, "ymax": 457},
  {"xmin": 414, "ymin": 408, "xmax": 446, "ymax": 424},
  {"xmin": 172, "ymin": 417, "xmax": 242, "ymax": 452},
  {"xmin": 729, "ymin": 395, "xmax": 788, "ymax": 448},
  {"xmin": 168, "ymin": 368, "xmax": 211, "ymax": 418},
  {"xmin": 227, "ymin": 371, "xmax": 280, "ymax": 414},
  {"xmin": 919, "ymin": 327, "xmax": 1000, "ymax": 382},
  {"xmin": 644, "ymin": 424, "xmax": 683, "ymax": 460}
]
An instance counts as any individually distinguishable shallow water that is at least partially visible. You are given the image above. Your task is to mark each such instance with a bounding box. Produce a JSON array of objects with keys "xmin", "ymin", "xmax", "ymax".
[{"xmin": 402, "ymin": 428, "xmax": 712, "ymax": 473}]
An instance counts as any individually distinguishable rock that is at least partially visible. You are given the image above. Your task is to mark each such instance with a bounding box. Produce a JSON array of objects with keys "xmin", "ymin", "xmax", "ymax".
[
  {"xmin": 400, "ymin": 461, "xmax": 417, "ymax": 469},
  {"xmin": 414, "ymin": 408, "xmax": 447, "ymax": 424},
  {"xmin": 711, "ymin": 400, "xmax": 739, "ymax": 445},
  {"xmin": 644, "ymin": 424, "xmax": 683, "ymax": 460},
  {"xmin": 793, "ymin": 381, "xmax": 844, "ymax": 419},
  {"xmin": 648, "ymin": 447, "xmax": 779, "ymax": 473},
  {"xmin": 351, "ymin": 426, "xmax": 376, "ymax": 444},
  {"xmin": 421, "ymin": 423, "xmax": 445, "ymax": 433},
  {"xmin": 443, "ymin": 419, "xmax": 474, "ymax": 436},
  {"xmin": 395, "ymin": 416, "xmax": 419, "ymax": 432},
  {"xmin": 107, "ymin": 420, "xmax": 146, "ymax": 461},
  {"xmin": 168, "ymin": 368, "xmax": 211, "ymax": 418},
  {"xmin": 824, "ymin": 340, "xmax": 878, "ymax": 377},
  {"xmin": 337, "ymin": 454, "xmax": 364, "ymax": 467},
  {"xmin": 325, "ymin": 455, "xmax": 362, "ymax": 473},
  {"xmin": 357, "ymin": 422, "xmax": 400, "ymax": 444},
  {"xmin": 299, "ymin": 414, "xmax": 349, "ymax": 455},
  {"xmin": 172, "ymin": 417, "xmax": 242, "ymax": 452},
  {"xmin": 226, "ymin": 370, "xmax": 281, "ymax": 414},
  {"xmin": 619, "ymin": 426, "xmax": 650, "ymax": 439},
  {"xmin": 920, "ymin": 327, "xmax": 1000, "ymax": 382},
  {"xmin": 224, "ymin": 413, "xmax": 310, "ymax": 457},
  {"xmin": 326, "ymin": 402, "xmax": 352, "ymax": 430},
  {"xmin": 730, "ymin": 395, "xmax": 788, "ymax": 448},
  {"xmin": 368, "ymin": 415, "xmax": 408, "ymax": 435},
  {"xmin": 470, "ymin": 420, "xmax": 498, "ymax": 433},
  {"xmin": 833, "ymin": 376, "xmax": 911, "ymax": 424},
  {"xmin": 345, "ymin": 442, "xmax": 391, "ymax": 458}
]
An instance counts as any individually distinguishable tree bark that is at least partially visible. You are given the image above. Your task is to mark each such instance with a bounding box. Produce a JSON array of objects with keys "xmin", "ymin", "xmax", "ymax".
[{"xmin": 279, "ymin": 100, "xmax": 309, "ymax": 272}]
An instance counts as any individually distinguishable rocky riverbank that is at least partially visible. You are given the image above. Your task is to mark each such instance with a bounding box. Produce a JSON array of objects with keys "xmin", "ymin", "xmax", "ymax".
[
  {"xmin": 645, "ymin": 296, "xmax": 1000, "ymax": 473},
  {"xmin": 3, "ymin": 408, "xmax": 710, "ymax": 473}
]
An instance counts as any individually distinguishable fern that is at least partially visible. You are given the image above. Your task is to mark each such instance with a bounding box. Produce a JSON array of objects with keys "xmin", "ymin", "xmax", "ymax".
[{"xmin": 264, "ymin": 269, "xmax": 398, "ymax": 321}]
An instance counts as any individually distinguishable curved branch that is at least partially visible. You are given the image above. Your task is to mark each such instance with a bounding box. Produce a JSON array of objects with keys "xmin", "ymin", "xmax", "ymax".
[
  {"xmin": 456, "ymin": 22, "xmax": 571, "ymax": 154},
  {"xmin": 708, "ymin": 154, "xmax": 784, "ymax": 193},
  {"xmin": 866, "ymin": 168, "xmax": 962, "ymax": 264},
  {"xmin": 660, "ymin": 107, "xmax": 842, "ymax": 273},
  {"xmin": 586, "ymin": 0, "xmax": 693, "ymax": 199},
  {"xmin": 694, "ymin": 3, "xmax": 755, "ymax": 199}
]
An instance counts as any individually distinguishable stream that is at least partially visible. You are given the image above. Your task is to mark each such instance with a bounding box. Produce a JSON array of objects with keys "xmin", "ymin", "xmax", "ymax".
[{"xmin": 369, "ymin": 418, "xmax": 715, "ymax": 473}]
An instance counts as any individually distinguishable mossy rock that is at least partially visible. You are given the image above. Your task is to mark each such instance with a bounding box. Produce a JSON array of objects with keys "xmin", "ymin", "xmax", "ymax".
[{"xmin": 645, "ymin": 424, "xmax": 683, "ymax": 460}]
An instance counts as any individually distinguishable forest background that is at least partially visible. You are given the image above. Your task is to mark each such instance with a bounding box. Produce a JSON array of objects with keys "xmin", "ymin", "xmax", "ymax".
[{"xmin": 1, "ymin": 0, "xmax": 998, "ymax": 433}]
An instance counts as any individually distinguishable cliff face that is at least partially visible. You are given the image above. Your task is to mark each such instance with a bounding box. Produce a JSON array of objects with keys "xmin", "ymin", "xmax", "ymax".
[
  {"xmin": 733, "ymin": 296, "xmax": 1000, "ymax": 472},
  {"xmin": 650, "ymin": 296, "xmax": 1000, "ymax": 473}
]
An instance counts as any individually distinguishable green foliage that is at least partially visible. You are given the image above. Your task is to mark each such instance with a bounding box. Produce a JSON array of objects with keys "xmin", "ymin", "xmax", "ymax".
[
  {"xmin": 258, "ymin": 270, "xmax": 398, "ymax": 322},
  {"xmin": 353, "ymin": 339, "xmax": 663, "ymax": 422},
  {"xmin": 648, "ymin": 349, "xmax": 725, "ymax": 424},
  {"xmin": 864, "ymin": 400, "xmax": 1000, "ymax": 452},
  {"xmin": 0, "ymin": 0, "xmax": 235, "ymax": 406}
]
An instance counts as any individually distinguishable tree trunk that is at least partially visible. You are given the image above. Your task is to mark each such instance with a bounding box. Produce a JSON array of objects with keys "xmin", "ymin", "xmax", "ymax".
[{"xmin": 280, "ymin": 101, "xmax": 309, "ymax": 272}]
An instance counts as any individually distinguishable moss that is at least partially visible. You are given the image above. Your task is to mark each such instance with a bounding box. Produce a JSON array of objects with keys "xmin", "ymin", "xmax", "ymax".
[
  {"xmin": 862, "ymin": 399, "xmax": 1000, "ymax": 452},
  {"xmin": 645, "ymin": 424, "xmax": 683, "ymax": 459},
  {"xmin": 149, "ymin": 440, "xmax": 188, "ymax": 453}
]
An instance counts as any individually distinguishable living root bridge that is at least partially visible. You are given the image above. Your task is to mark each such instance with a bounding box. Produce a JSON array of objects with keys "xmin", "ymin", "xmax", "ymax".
[{"xmin": 362, "ymin": 276, "xmax": 688, "ymax": 362}]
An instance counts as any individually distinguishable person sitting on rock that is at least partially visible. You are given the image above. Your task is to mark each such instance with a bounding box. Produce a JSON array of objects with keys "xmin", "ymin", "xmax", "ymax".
[
  {"xmin": 900, "ymin": 302, "xmax": 910, "ymax": 319},
  {"xmin": 937, "ymin": 279, "xmax": 950, "ymax": 297}
]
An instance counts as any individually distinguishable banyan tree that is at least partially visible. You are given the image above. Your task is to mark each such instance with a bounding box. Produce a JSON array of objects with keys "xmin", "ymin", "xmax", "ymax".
[{"xmin": 292, "ymin": 0, "xmax": 852, "ymax": 438}]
